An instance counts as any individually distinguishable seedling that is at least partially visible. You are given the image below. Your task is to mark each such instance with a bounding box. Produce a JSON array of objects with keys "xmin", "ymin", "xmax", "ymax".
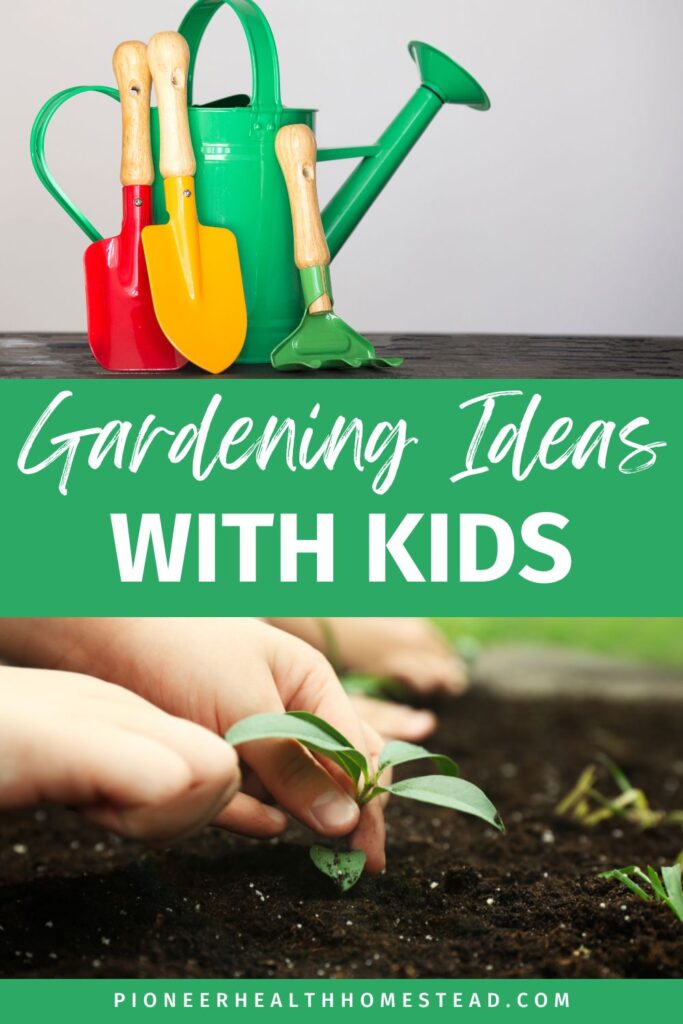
[
  {"xmin": 556, "ymin": 754, "xmax": 683, "ymax": 831},
  {"xmin": 600, "ymin": 863, "xmax": 683, "ymax": 924},
  {"xmin": 225, "ymin": 711, "xmax": 503, "ymax": 892},
  {"xmin": 342, "ymin": 674, "xmax": 410, "ymax": 701}
]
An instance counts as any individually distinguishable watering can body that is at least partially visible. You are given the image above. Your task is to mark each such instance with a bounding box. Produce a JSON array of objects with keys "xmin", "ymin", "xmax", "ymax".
[{"xmin": 30, "ymin": 0, "xmax": 490, "ymax": 365}]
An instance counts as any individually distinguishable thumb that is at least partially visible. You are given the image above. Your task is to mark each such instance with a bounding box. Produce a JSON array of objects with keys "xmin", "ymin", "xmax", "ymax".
[{"xmin": 240, "ymin": 738, "xmax": 359, "ymax": 838}]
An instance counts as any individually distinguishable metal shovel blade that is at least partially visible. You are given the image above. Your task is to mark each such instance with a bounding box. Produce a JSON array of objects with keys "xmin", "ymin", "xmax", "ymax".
[
  {"xmin": 271, "ymin": 310, "xmax": 404, "ymax": 372},
  {"xmin": 84, "ymin": 185, "xmax": 186, "ymax": 372},
  {"xmin": 142, "ymin": 178, "xmax": 247, "ymax": 375}
]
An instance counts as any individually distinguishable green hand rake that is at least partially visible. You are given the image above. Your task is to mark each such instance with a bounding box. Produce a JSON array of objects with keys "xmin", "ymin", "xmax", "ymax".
[{"xmin": 272, "ymin": 125, "xmax": 403, "ymax": 372}]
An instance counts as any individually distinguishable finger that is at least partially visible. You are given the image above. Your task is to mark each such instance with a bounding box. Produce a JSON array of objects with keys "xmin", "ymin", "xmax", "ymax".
[
  {"xmin": 218, "ymin": 657, "xmax": 361, "ymax": 839},
  {"xmin": 387, "ymin": 652, "xmax": 468, "ymax": 695},
  {"xmin": 435, "ymin": 652, "xmax": 469, "ymax": 694},
  {"xmin": 34, "ymin": 725, "xmax": 194, "ymax": 810},
  {"xmin": 275, "ymin": 645, "xmax": 373, "ymax": 768},
  {"xmin": 345, "ymin": 720, "xmax": 388, "ymax": 872},
  {"xmin": 351, "ymin": 799, "xmax": 386, "ymax": 874},
  {"xmin": 213, "ymin": 792, "xmax": 288, "ymax": 837},
  {"xmin": 83, "ymin": 770, "xmax": 238, "ymax": 845},
  {"xmin": 78, "ymin": 734, "xmax": 239, "ymax": 844},
  {"xmin": 349, "ymin": 694, "xmax": 437, "ymax": 741},
  {"xmin": 114, "ymin": 711, "xmax": 243, "ymax": 841},
  {"xmin": 240, "ymin": 771, "xmax": 273, "ymax": 802},
  {"xmin": 241, "ymin": 738, "xmax": 359, "ymax": 838},
  {"xmin": 281, "ymin": 657, "xmax": 388, "ymax": 862},
  {"xmin": 77, "ymin": 679, "xmax": 246, "ymax": 798},
  {"xmin": 122, "ymin": 706, "xmax": 241, "ymax": 798}
]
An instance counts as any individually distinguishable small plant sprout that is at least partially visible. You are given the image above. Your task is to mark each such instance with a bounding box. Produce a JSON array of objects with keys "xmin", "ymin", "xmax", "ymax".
[
  {"xmin": 225, "ymin": 712, "xmax": 503, "ymax": 892},
  {"xmin": 600, "ymin": 864, "xmax": 683, "ymax": 925},
  {"xmin": 556, "ymin": 754, "xmax": 683, "ymax": 830},
  {"xmin": 341, "ymin": 674, "xmax": 410, "ymax": 701}
]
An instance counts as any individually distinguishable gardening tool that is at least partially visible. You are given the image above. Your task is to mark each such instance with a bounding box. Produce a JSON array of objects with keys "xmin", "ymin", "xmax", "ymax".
[
  {"xmin": 83, "ymin": 41, "xmax": 186, "ymax": 371},
  {"xmin": 31, "ymin": 0, "xmax": 490, "ymax": 364},
  {"xmin": 272, "ymin": 125, "xmax": 402, "ymax": 371},
  {"xmin": 141, "ymin": 31, "xmax": 247, "ymax": 374}
]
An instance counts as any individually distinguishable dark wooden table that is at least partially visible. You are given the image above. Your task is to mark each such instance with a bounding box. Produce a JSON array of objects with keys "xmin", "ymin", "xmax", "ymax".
[{"xmin": 2, "ymin": 333, "xmax": 682, "ymax": 378}]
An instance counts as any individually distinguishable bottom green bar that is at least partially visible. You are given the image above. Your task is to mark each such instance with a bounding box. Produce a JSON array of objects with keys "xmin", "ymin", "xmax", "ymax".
[{"xmin": 0, "ymin": 980, "xmax": 679, "ymax": 1022}]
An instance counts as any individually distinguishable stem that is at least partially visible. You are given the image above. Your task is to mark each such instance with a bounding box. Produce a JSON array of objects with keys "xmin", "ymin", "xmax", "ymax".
[{"xmin": 357, "ymin": 778, "xmax": 382, "ymax": 807}]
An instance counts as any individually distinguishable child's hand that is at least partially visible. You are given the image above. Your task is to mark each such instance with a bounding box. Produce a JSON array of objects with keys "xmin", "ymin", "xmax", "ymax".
[
  {"xmin": 268, "ymin": 618, "xmax": 468, "ymax": 696},
  {"xmin": 4, "ymin": 620, "xmax": 387, "ymax": 873},
  {"xmin": 0, "ymin": 667, "xmax": 240, "ymax": 844}
]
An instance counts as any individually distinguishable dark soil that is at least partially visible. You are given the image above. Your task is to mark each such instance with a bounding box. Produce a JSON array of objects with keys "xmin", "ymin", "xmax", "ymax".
[{"xmin": 1, "ymin": 691, "xmax": 682, "ymax": 979}]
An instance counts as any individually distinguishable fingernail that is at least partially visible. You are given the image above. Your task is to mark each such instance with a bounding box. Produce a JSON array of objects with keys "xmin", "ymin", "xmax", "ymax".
[
  {"xmin": 264, "ymin": 805, "xmax": 288, "ymax": 830},
  {"xmin": 311, "ymin": 790, "xmax": 358, "ymax": 831},
  {"xmin": 415, "ymin": 711, "xmax": 436, "ymax": 725}
]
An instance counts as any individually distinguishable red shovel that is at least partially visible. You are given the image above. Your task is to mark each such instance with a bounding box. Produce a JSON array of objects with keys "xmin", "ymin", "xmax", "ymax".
[{"xmin": 84, "ymin": 41, "xmax": 186, "ymax": 371}]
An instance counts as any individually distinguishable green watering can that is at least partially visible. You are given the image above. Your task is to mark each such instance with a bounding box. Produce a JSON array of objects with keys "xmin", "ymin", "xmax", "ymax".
[{"xmin": 31, "ymin": 0, "xmax": 490, "ymax": 365}]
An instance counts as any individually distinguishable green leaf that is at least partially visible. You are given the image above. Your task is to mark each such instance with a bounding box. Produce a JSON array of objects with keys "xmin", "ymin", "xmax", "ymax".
[
  {"xmin": 310, "ymin": 845, "xmax": 366, "ymax": 892},
  {"xmin": 600, "ymin": 866, "xmax": 637, "ymax": 879},
  {"xmin": 225, "ymin": 711, "xmax": 351, "ymax": 750},
  {"xmin": 332, "ymin": 750, "xmax": 368, "ymax": 786},
  {"xmin": 342, "ymin": 674, "xmax": 409, "ymax": 700},
  {"xmin": 284, "ymin": 711, "xmax": 354, "ymax": 749},
  {"xmin": 378, "ymin": 740, "xmax": 459, "ymax": 778},
  {"xmin": 285, "ymin": 712, "xmax": 368, "ymax": 784},
  {"xmin": 382, "ymin": 775, "xmax": 503, "ymax": 831},
  {"xmin": 600, "ymin": 868, "xmax": 652, "ymax": 903},
  {"xmin": 225, "ymin": 711, "xmax": 367, "ymax": 786},
  {"xmin": 662, "ymin": 864, "xmax": 683, "ymax": 922},
  {"xmin": 645, "ymin": 866, "xmax": 668, "ymax": 902},
  {"xmin": 601, "ymin": 863, "xmax": 683, "ymax": 923},
  {"xmin": 597, "ymin": 754, "xmax": 633, "ymax": 795}
]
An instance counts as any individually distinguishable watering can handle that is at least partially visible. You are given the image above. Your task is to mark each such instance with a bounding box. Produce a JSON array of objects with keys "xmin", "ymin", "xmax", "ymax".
[
  {"xmin": 30, "ymin": 86, "xmax": 120, "ymax": 243},
  {"xmin": 179, "ymin": 0, "xmax": 282, "ymax": 111},
  {"xmin": 28, "ymin": 1, "xmax": 281, "ymax": 242}
]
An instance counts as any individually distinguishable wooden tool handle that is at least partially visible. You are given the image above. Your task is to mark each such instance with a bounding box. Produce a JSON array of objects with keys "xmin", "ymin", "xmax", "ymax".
[
  {"xmin": 276, "ymin": 125, "xmax": 332, "ymax": 312},
  {"xmin": 147, "ymin": 31, "xmax": 196, "ymax": 179},
  {"xmin": 113, "ymin": 41, "xmax": 154, "ymax": 186}
]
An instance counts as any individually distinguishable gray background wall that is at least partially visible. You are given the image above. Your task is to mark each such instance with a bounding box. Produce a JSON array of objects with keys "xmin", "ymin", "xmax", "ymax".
[{"xmin": 3, "ymin": 0, "xmax": 682, "ymax": 335}]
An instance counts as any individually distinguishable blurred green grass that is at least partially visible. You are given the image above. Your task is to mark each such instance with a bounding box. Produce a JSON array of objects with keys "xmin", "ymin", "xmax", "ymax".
[{"xmin": 435, "ymin": 619, "xmax": 683, "ymax": 669}]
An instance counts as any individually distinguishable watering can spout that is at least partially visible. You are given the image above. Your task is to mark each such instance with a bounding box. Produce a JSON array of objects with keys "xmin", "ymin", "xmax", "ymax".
[
  {"xmin": 408, "ymin": 41, "xmax": 490, "ymax": 109},
  {"xmin": 321, "ymin": 42, "xmax": 490, "ymax": 260}
]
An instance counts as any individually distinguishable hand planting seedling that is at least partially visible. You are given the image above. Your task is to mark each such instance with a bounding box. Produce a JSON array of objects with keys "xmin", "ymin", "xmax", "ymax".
[
  {"xmin": 338, "ymin": 639, "xmax": 476, "ymax": 702},
  {"xmin": 600, "ymin": 863, "xmax": 683, "ymax": 925},
  {"xmin": 556, "ymin": 754, "xmax": 683, "ymax": 830},
  {"xmin": 225, "ymin": 712, "xmax": 503, "ymax": 892}
]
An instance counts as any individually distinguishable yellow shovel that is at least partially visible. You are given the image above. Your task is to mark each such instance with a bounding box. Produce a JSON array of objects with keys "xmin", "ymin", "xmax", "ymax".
[{"xmin": 142, "ymin": 32, "xmax": 247, "ymax": 374}]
